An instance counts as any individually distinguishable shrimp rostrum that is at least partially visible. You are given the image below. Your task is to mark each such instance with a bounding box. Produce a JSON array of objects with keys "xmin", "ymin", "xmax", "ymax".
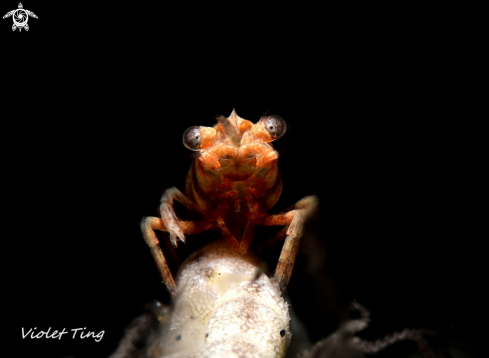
[{"xmin": 141, "ymin": 110, "xmax": 317, "ymax": 296}]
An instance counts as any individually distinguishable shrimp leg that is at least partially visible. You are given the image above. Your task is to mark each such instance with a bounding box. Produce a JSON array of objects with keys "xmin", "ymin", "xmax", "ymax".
[
  {"xmin": 257, "ymin": 195, "xmax": 318, "ymax": 292},
  {"xmin": 141, "ymin": 187, "xmax": 214, "ymax": 296}
]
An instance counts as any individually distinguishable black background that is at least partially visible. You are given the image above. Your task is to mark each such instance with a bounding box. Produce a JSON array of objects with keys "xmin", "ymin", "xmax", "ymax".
[{"xmin": 2, "ymin": 2, "xmax": 480, "ymax": 358}]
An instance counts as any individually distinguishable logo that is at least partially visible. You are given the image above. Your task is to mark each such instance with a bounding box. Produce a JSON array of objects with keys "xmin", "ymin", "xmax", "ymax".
[{"xmin": 3, "ymin": 3, "xmax": 37, "ymax": 32}]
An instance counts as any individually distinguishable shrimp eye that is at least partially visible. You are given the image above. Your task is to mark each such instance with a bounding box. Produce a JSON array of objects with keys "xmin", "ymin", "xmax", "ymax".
[
  {"xmin": 183, "ymin": 126, "xmax": 217, "ymax": 150},
  {"xmin": 263, "ymin": 115, "xmax": 286, "ymax": 140},
  {"xmin": 183, "ymin": 126, "xmax": 202, "ymax": 151}
]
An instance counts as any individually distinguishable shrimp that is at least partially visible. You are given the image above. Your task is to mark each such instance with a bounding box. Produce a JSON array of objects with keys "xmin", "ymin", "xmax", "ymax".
[{"xmin": 141, "ymin": 109, "xmax": 317, "ymax": 296}]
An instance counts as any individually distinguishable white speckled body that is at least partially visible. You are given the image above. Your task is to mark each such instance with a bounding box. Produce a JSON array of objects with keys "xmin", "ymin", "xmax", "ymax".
[{"xmin": 152, "ymin": 239, "xmax": 291, "ymax": 358}]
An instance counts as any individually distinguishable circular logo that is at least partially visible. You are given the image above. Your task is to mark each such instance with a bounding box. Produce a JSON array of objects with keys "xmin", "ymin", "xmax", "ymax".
[{"xmin": 13, "ymin": 9, "xmax": 28, "ymax": 27}]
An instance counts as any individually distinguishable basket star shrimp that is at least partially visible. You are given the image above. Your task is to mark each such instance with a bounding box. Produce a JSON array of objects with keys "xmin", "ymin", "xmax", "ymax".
[
  {"xmin": 141, "ymin": 109, "xmax": 318, "ymax": 297},
  {"xmin": 111, "ymin": 110, "xmax": 437, "ymax": 358}
]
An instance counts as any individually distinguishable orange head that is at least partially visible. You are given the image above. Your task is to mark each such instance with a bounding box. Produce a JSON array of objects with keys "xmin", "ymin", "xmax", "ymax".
[{"xmin": 182, "ymin": 109, "xmax": 286, "ymax": 181}]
